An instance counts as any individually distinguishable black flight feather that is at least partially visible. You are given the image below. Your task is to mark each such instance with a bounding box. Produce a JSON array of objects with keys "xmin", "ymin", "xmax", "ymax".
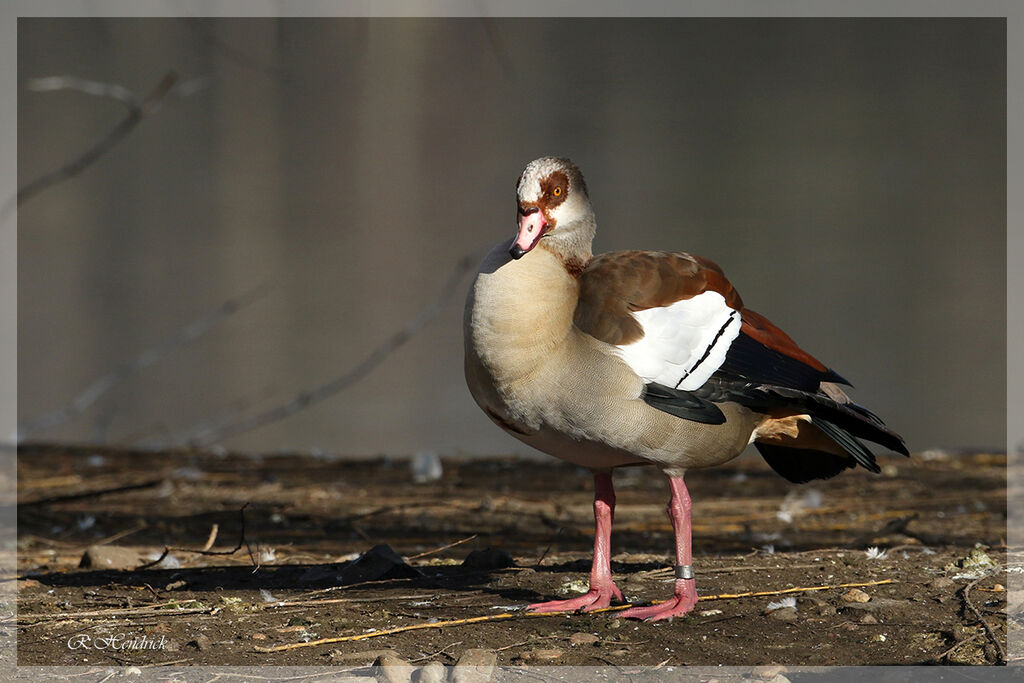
[
  {"xmin": 642, "ymin": 382, "xmax": 726, "ymax": 425},
  {"xmin": 810, "ymin": 417, "xmax": 881, "ymax": 473},
  {"xmin": 692, "ymin": 377, "xmax": 909, "ymax": 457}
]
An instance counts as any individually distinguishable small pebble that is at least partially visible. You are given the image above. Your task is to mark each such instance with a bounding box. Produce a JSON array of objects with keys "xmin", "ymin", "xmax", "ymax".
[
  {"xmin": 452, "ymin": 648, "xmax": 497, "ymax": 683},
  {"xmin": 699, "ymin": 609, "xmax": 723, "ymax": 617},
  {"xmin": 841, "ymin": 588, "xmax": 871, "ymax": 603},
  {"xmin": 928, "ymin": 577, "xmax": 956, "ymax": 590},
  {"xmin": 607, "ymin": 618, "xmax": 622, "ymax": 629},
  {"xmin": 569, "ymin": 632, "xmax": 599, "ymax": 646},
  {"xmin": 752, "ymin": 665, "xmax": 787, "ymax": 679},
  {"xmin": 532, "ymin": 648, "xmax": 563, "ymax": 660},
  {"xmin": 860, "ymin": 614, "xmax": 879, "ymax": 624},
  {"xmin": 187, "ymin": 635, "xmax": 211, "ymax": 651},
  {"xmin": 418, "ymin": 661, "xmax": 447, "ymax": 683},
  {"xmin": 78, "ymin": 545, "xmax": 143, "ymax": 570},
  {"xmin": 164, "ymin": 580, "xmax": 187, "ymax": 591},
  {"xmin": 768, "ymin": 607, "xmax": 798, "ymax": 622},
  {"xmin": 374, "ymin": 653, "xmax": 413, "ymax": 683}
]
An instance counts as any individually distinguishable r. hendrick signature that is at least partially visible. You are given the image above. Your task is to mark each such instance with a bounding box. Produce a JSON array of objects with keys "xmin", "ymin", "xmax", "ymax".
[{"xmin": 67, "ymin": 633, "xmax": 167, "ymax": 651}]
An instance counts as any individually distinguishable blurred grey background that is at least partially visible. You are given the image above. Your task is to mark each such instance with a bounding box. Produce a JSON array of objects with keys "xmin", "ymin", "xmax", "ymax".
[{"xmin": 17, "ymin": 18, "xmax": 1005, "ymax": 457}]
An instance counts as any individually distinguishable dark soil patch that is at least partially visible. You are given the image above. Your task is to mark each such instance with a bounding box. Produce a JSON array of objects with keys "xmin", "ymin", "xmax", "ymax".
[{"xmin": 15, "ymin": 444, "xmax": 1009, "ymax": 668}]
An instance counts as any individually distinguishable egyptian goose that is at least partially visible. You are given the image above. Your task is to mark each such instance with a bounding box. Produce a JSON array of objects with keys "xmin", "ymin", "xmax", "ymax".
[{"xmin": 464, "ymin": 157, "xmax": 908, "ymax": 621}]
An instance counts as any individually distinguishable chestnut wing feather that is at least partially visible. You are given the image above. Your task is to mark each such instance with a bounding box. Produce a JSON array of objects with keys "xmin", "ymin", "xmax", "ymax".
[{"xmin": 575, "ymin": 251, "xmax": 836, "ymax": 392}]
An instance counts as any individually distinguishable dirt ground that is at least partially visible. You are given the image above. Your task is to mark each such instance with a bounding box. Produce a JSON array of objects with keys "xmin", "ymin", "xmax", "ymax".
[{"xmin": 13, "ymin": 443, "xmax": 1012, "ymax": 672}]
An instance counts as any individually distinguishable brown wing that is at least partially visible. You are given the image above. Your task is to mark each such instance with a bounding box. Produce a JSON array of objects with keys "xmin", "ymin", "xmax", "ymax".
[
  {"xmin": 575, "ymin": 250, "xmax": 827, "ymax": 372},
  {"xmin": 574, "ymin": 251, "xmax": 742, "ymax": 345}
]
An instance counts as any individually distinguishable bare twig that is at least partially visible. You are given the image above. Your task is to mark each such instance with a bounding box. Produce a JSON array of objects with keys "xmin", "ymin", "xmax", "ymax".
[
  {"xmin": 9, "ymin": 71, "xmax": 208, "ymax": 215},
  {"xmin": 17, "ymin": 280, "xmax": 272, "ymax": 440},
  {"xmin": 407, "ymin": 534, "xmax": 478, "ymax": 561},
  {"xmin": 92, "ymin": 522, "xmax": 148, "ymax": 547},
  {"xmin": 933, "ymin": 631, "xmax": 983, "ymax": 663},
  {"xmin": 961, "ymin": 570, "xmax": 1006, "ymax": 663},
  {"xmin": 27, "ymin": 75, "xmax": 141, "ymax": 106},
  {"xmin": 254, "ymin": 579, "xmax": 895, "ymax": 653},
  {"xmin": 188, "ymin": 254, "xmax": 479, "ymax": 446},
  {"xmin": 200, "ymin": 524, "xmax": 219, "ymax": 552},
  {"xmin": 18, "ymin": 600, "xmax": 212, "ymax": 622},
  {"xmin": 409, "ymin": 641, "xmax": 463, "ymax": 663},
  {"xmin": 19, "ymin": 478, "xmax": 165, "ymax": 507},
  {"xmin": 136, "ymin": 504, "xmax": 248, "ymax": 570}
]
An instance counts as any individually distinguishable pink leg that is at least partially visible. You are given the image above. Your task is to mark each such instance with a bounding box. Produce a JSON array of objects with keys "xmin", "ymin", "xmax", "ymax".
[
  {"xmin": 620, "ymin": 475, "xmax": 699, "ymax": 621},
  {"xmin": 528, "ymin": 471, "xmax": 625, "ymax": 613}
]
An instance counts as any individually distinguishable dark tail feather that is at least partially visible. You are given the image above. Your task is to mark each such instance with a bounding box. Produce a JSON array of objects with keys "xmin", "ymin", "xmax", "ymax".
[
  {"xmin": 755, "ymin": 443, "xmax": 857, "ymax": 483},
  {"xmin": 693, "ymin": 378, "xmax": 910, "ymax": 457},
  {"xmin": 811, "ymin": 417, "xmax": 881, "ymax": 473}
]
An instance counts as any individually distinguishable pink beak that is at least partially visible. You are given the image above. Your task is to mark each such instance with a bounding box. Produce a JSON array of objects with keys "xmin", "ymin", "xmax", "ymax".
[{"xmin": 510, "ymin": 207, "xmax": 549, "ymax": 259}]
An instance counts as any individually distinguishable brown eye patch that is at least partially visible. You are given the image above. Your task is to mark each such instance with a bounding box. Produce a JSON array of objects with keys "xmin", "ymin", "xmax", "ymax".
[{"xmin": 540, "ymin": 171, "xmax": 569, "ymax": 209}]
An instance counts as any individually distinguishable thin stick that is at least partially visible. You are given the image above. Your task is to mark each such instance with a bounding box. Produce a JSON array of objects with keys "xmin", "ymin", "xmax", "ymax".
[
  {"xmin": 136, "ymin": 504, "xmax": 248, "ymax": 570},
  {"xmin": 933, "ymin": 632, "xmax": 983, "ymax": 663},
  {"xmin": 92, "ymin": 522, "xmax": 148, "ymax": 547},
  {"xmin": 253, "ymin": 578, "xmax": 894, "ymax": 653},
  {"xmin": 11, "ymin": 72, "xmax": 187, "ymax": 214},
  {"xmin": 265, "ymin": 593, "xmax": 458, "ymax": 609},
  {"xmin": 19, "ymin": 478, "xmax": 165, "ymax": 507},
  {"xmin": 961, "ymin": 570, "xmax": 1005, "ymax": 663},
  {"xmin": 18, "ymin": 602, "xmax": 210, "ymax": 622},
  {"xmin": 408, "ymin": 641, "xmax": 463, "ymax": 663},
  {"xmin": 188, "ymin": 254, "xmax": 478, "ymax": 446},
  {"xmin": 200, "ymin": 524, "xmax": 220, "ymax": 552},
  {"xmin": 17, "ymin": 280, "xmax": 272, "ymax": 439},
  {"xmin": 407, "ymin": 534, "xmax": 478, "ymax": 561},
  {"xmin": 640, "ymin": 562, "xmax": 841, "ymax": 576}
]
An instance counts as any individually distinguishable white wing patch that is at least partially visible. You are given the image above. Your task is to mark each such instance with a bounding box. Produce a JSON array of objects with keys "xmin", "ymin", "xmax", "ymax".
[{"xmin": 616, "ymin": 290, "xmax": 741, "ymax": 391}]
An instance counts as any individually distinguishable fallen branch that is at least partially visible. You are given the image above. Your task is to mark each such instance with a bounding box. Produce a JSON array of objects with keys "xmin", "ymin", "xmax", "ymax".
[
  {"xmin": 17, "ymin": 280, "xmax": 272, "ymax": 440},
  {"xmin": 932, "ymin": 631, "xmax": 983, "ymax": 664},
  {"xmin": 961, "ymin": 570, "xmax": 1005, "ymax": 664},
  {"xmin": 19, "ymin": 478, "xmax": 165, "ymax": 507},
  {"xmin": 18, "ymin": 600, "xmax": 212, "ymax": 623},
  {"xmin": 408, "ymin": 640, "xmax": 463, "ymax": 663},
  {"xmin": 253, "ymin": 578, "xmax": 894, "ymax": 653},
  {"xmin": 9, "ymin": 71, "xmax": 206, "ymax": 216},
  {"xmin": 186, "ymin": 254, "xmax": 479, "ymax": 446},
  {"xmin": 407, "ymin": 534, "xmax": 478, "ymax": 561},
  {"xmin": 136, "ymin": 504, "xmax": 248, "ymax": 570}
]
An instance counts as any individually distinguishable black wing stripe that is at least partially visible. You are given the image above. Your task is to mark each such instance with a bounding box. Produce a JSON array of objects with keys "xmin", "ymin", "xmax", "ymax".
[{"xmin": 675, "ymin": 310, "xmax": 739, "ymax": 389}]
